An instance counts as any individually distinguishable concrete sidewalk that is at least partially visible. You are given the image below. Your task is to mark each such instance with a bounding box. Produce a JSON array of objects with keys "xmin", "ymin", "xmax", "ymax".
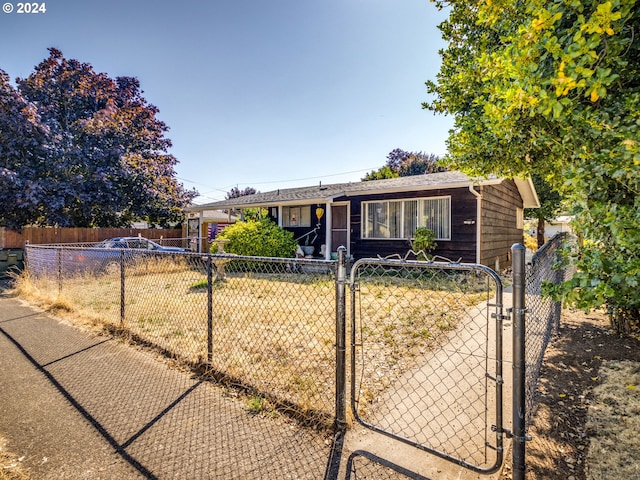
[{"xmin": 0, "ymin": 290, "xmax": 331, "ymax": 479}]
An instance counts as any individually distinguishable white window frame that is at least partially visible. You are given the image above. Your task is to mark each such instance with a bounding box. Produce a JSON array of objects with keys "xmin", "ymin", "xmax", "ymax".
[
  {"xmin": 516, "ymin": 207, "xmax": 524, "ymax": 229},
  {"xmin": 362, "ymin": 196, "xmax": 451, "ymax": 241}
]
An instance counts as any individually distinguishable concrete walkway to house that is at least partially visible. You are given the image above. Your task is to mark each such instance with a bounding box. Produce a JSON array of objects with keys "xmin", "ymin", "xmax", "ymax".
[
  {"xmin": 339, "ymin": 292, "xmax": 515, "ymax": 480},
  {"xmin": 0, "ymin": 287, "xmax": 332, "ymax": 480}
]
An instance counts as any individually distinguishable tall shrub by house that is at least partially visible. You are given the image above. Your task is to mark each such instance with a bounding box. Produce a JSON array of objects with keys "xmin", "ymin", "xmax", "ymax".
[{"xmin": 212, "ymin": 219, "xmax": 297, "ymax": 258}]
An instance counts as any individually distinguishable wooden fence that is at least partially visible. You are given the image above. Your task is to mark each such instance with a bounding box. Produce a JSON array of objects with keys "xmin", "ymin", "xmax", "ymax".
[{"xmin": 0, "ymin": 227, "xmax": 184, "ymax": 249}]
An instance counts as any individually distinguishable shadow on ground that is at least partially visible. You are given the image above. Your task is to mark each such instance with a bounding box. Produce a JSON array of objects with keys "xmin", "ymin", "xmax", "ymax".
[
  {"xmin": 523, "ymin": 310, "xmax": 640, "ymax": 480},
  {"xmin": 0, "ymin": 292, "xmax": 334, "ymax": 479},
  {"xmin": 0, "ymin": 278, "xmax": 441, "ymax": 480}
]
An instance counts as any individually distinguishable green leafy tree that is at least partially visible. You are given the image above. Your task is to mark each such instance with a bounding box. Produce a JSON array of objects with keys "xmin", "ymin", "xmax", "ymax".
[
  {"xmin": 526, "ymin": 174, "xmax": 564, "ymax": 247},
  {"xmin": 225, "ymin": 186, "xmax": 265, "ymax": 220},
  {"xmin": 0, "ymin": 48, "xmax": 196, "ymax": 228},
  {"xmin": 363, "ymin": 148, "xmax": 446, "ymax": 181},
  {"xmin": 362, "ymin": 165, "xmax": 397, "ymax": 181},
  {"xmin": 425, "ymin": 0, "xmax": 639, "ymax": 331}
]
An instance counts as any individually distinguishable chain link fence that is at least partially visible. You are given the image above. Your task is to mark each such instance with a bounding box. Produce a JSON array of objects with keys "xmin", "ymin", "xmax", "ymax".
[
  {"xmin": 349, "ymin": 258, "xmax": 505, "ymax": 473},
  {"xmin": 24, "ymin": 242, "xmax": 338, "ymax": 428},
  {"xmin": 509, "ymin": 233, "xmax": 574, "ymax": 480},
  {"xmin": 345, "ymin": 451, "xmax": 431, "ymax": 479},
  {"xmin": 21, "ymin": 236, "xmax": 573, "ymax": 479},
  {"xmin": 154, "ymin": 236, "xmax": 196, "ymax": 250},
  {"xmin": 523, "ymin": 233, "xmax": 573, "ymax": 428}
]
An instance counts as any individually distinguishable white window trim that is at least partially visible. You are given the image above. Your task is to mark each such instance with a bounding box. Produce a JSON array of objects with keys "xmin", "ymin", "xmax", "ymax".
[
  {"xmin": 282, "ymin": 206, "xmax": 311, "ymax": 228},
  {"xmin": 516, "ymin": 207, "xmax": 524, "ymax": 229},
  {"xmin": 362, "ymin": 196, "xmax": 451, "ymax": 241}
]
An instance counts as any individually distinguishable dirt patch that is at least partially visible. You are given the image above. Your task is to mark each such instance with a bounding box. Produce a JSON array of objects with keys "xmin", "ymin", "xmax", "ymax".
[
  {"xmin": 504, "ymin": 308, "xmax": 640, "ymax": 480},
  {"xmin": 585, "ymin": 360, "xmax": 640, "ymax": 479},
  {"xmin": 0, "ymin": 435, "xmax": 30, "ymax": 480}
]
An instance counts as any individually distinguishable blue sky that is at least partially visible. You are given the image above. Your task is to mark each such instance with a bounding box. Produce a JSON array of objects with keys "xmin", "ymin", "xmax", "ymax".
[{"xmin": 1, "ymin": 0, "xmax": 452, "ymax": 204}]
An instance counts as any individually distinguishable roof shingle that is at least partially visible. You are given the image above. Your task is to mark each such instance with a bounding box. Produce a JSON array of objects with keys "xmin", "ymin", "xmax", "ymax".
[{"xmin": 190, "ymin": 171, "xmax": 485, "ymax": 210}]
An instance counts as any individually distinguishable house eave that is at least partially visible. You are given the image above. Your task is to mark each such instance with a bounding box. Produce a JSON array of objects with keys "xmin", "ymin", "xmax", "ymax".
[
  {"xmin": 513, "ymin": 177, "xmax": 541, "ymax": 209},
  {"xmin": 342, "ymin": 180, "xmax": 490, "ymax": 198},
  {"xmin": 191, "ymin": 194, "xmax": 344, "ymax": 211}
]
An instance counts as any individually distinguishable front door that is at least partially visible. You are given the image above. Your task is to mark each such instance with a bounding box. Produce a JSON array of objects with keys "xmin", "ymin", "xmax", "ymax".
[{"xmin": 331, "ymin": 204, "xmax": 349, "ymax": 256}]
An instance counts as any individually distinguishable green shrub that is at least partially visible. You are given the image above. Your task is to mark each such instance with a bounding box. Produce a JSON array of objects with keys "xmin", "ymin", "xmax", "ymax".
[
  {"xmin": 411, "ymin": 227, "xmax": 437, "ymax": 260},
  {"xmin": 211, "ymin": 219, "xmax": 297, "ymax": 258}
]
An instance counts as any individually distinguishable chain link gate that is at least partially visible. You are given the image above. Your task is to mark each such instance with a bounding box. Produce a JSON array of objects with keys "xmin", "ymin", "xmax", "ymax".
[{"xmin": 349, "ymin": 258, "xmax": 505, "ymax": 474}]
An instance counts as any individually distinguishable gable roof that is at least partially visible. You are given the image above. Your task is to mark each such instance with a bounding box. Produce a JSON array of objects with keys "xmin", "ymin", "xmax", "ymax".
[{"xmin": 188, "ymin": 171, "xmax": 540, "ymax": 211}]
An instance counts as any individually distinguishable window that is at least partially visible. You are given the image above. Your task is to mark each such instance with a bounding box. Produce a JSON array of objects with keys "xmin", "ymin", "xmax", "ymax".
[
  {"xmin": 282, "ymin": 206, "xmax": 311, "ymax": 227},
  {"xmin": 420, "ymin": 197, "xmax": 450, "ymax": 240},
  {"xmin": 363, "ymin": 196, "xmax": 451, "ymax": 240},
  {"xmin": 364, "ymin": 201, "xmax": 401, "ymax": 238}
]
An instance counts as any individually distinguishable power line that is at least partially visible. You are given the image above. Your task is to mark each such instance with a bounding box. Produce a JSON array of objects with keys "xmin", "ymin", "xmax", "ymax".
[
  {"xmin": 177, "ymin": 167, "xmax": 375, "ymax": 197},
  {"xmin": 242, "ymin": 168, "xmax": 374, "ymax": 186}
]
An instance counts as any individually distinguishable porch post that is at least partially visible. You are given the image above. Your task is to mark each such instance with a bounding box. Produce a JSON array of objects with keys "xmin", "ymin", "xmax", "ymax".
[
  {"xmin": 199, "ymin": 210, "xmax": 204, "ymax": 253},
  {"xmin": 324, "ymin": 202, "xmax": 332, "ymax": 260}
]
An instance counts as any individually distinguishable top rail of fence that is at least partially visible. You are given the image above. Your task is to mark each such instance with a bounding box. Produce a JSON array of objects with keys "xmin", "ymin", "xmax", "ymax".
[{"xmin": 350, "ymin": 256, "xmax": 504, "ymax": 289}]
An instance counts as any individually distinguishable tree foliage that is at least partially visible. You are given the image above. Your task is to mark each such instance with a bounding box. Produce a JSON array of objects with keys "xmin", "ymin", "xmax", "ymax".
[
  {"xmin": 225, "ymin": 186, "xmax": 266, "ymax": 220},
  {"xmin": 226, "ymin": 186, "xmax": 257, "ymax": 199},
  {"xmin": 0, "ymin": 48, "xmax": 196, "ymax": 229},
  {"xmin": 425, "ymin": 0, "xmax": 640, "ymax": 330},
  {"xmin": 362, "ymin": 148, "xmax": 446, "ymax": 180},
  {"xmin": 526, "ymin": 173, "xmax": 564, "ymax": 246},
  {"xmin": 0, "ymin": 71, "xmax": 50, "ymax": 229}
]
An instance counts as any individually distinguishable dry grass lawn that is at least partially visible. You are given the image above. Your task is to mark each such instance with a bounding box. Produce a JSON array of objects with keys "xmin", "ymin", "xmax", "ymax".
[{"xmin": 14, "ymin": 259, "xmax": 493, "ymax": 428}]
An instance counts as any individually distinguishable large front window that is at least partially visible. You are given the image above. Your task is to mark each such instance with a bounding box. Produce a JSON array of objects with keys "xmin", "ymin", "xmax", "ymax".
[{"xmin": 363, "ymin": 197, "xmax": 451, "ymax": 240}]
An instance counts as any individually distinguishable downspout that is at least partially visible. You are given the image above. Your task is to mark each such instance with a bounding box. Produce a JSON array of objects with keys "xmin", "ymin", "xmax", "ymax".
[{"xmin": 469, "ymin": 184, "xmax": 482, "ymax": 264}]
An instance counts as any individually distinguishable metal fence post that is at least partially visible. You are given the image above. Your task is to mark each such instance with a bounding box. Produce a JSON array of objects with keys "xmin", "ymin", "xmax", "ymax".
[
  {"xmin": 511, "ymin": 244, "xmax": 527, "ymax": 480},
  {"xmin": 23, "ymin": 241, "xmax": 29, "ymax": 278},
  {"xmin": 57, "ymin": 247, "xmax": 62, "ymax": 295},
  {"xmin": 120, "ymin": 249, "xmax": 125, "ymax": 326},
  {"xmin": 207, "ymin": 256, "xmax": 213, "ymax": 364},
  {"xmin": 554, "ymin": 248, "xmax": 564, "ymax": 331},
  {"xmin": 335, "ymin": 246, "xmax": 347, "ymax": 430}
]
